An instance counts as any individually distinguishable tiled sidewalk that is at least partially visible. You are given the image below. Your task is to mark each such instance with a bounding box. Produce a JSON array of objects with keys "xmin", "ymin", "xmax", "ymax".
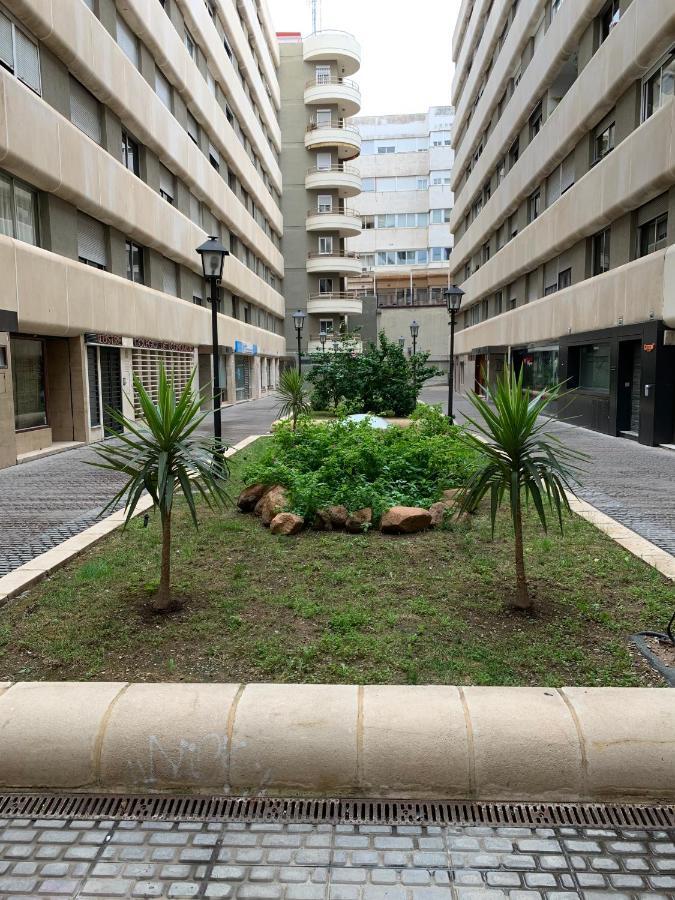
[{"xmin": 0, "ymin": 818, "xmax": 672, "ymax": 898}]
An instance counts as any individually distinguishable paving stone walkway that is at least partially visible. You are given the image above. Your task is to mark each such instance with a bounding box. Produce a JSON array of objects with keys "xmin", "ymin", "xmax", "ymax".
[
  {"xmin": 420, "ymin": 385, "xmax": 675, "ymax": 558},
  {"xmin": 0, "ymin": 396, "xmax": 279, "ymax": 577},
  {"xmin": 0, "ymin": 818, "xmax": 672, "ymax": 899}
]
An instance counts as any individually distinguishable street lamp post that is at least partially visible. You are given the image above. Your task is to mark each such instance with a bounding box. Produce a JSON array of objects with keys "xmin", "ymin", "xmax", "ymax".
[
  {"xmin": 292, "ymin": 309, "xmax": 306, "ymax": 372},
  {"xmin": 319, "ymin": 332, "xmax": 327, "ymax": 353},
  {"xmin": 196, "ymin": 236, "xmax": 229, "ymax": 444},
  {"xmin": 410, "ymin": 320, "xmax": 419, "ymax": 397},
  {"xmin": 444, "ymin": 284, "xmax": 465, "ymax": 421}
]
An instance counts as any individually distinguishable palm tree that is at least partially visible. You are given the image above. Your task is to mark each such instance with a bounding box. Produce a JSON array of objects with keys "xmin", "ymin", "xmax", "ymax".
[
  {"xmin": 457, "ymin": 366, "xmax": 583, "ymax": 610},
  {"xmin": 93, "ymin": 367, "xmax": 229, "ymax": 612},
  {"xmin": 277, "ymin": 368, "xmax": 310, "ymax": 431}
]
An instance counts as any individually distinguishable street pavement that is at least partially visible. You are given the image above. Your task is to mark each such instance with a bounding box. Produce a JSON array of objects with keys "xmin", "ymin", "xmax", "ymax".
[
  {"xmin": 0, "ymin": 816, "xmax": 672, "ymax": 898},
  {"xmin": 420, "ymin": 385, "xmax": 675, "ymax": 557}
]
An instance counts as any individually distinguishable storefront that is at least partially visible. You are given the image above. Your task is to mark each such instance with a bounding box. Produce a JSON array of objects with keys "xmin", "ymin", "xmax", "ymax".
[{"xmin": 234, "ymin": 340, "xmax": 257, "ymax": 402}]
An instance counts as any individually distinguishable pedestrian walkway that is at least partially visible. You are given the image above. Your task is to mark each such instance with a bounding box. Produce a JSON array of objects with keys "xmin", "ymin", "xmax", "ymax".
[
  {"xmin": 0, "ymin": 816, "xmax": 672, "ymax": 898},
  {"xmin": 420, "ymin": 385, "xmax": 675, "ymax": 557},
  {"xmin": 0, "ymin": 396, "xmax": 280, "ymax": 577}
]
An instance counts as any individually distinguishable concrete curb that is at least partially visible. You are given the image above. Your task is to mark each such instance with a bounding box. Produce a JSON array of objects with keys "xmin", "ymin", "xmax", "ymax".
[
  {"xmin": 0, "ymin": 435, "xmax": 267, "ymax": 604},
  {"xmin": 0, "ymin": 683, "xmax": 671, "ymax": 801}
]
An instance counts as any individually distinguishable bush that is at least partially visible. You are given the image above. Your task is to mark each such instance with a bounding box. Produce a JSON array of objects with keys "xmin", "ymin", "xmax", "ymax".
[
  {"xmin": 242, "ymin": 407, "xmax": 479, "ymax": 521},
  {"xmin": 307, "ymin": 333, "xmax": 438, "ymax": 417}
]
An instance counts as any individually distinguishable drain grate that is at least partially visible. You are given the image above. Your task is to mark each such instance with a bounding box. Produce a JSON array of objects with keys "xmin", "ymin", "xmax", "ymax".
[{"xmin": 0, "ymin": 793, "xmax": 672, "ymax": 829}]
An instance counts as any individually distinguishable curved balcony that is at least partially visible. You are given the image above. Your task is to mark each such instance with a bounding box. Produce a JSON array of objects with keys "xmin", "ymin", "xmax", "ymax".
[
  {"xmin": 305, "ymin": 121, "xmax": 361, "ymax": 160},
  {"xmin": 304, "ymin": 77, "xmax": 361, "ymax": 117},
  {"xmin": 305, "ymin": 165, "xmax": 361, "ymax": 198},
  {"xmin": 303, "ymin": 30, "xmax": 361, "ymax": 77},
  {"xmin": 307, "ymin": 251, "xmax": 362, "ymax": 276},
  {"xmin": 306, "ymin": 207, "xmax": 362, "ymax": 237},
  {"xmin": 307, "ymin": 292, "xmax": 363, "ymax": 316},
  {"xmin": 308, "ymin": 335, "xmax": 363, "ymax": 354}
]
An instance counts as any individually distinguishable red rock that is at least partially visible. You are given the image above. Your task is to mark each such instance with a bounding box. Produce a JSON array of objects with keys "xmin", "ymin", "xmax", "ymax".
[
  {"xmin": 255, "ymin": 485, "xmax": 288, "ymax": 525},
  {"xmin": 380, "ymin": 506, "xmax": 432, "ymax": 534},
  {"xmin": 345, "ymin": 508, "xmax": 372, "ymax": 533},
  {"xmin": 237, "ymin": 483, "xmax": 270, "ymax": 511},
  {"xmin": 270, "ymin": 512, "xmax": 304, "ymax": 535}
]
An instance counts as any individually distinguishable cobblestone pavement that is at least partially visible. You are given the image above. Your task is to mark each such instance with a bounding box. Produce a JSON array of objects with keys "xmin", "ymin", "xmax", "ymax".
[
  {"xmin": 420, "ymin": 385, "xmax": 675, "ymax": 557},
  {"xmin": 0, "ymin": 395, "xmax": 279, "ymax": 577},
  {"xmin": 0, "ymin": 818, "xmax": 672, "ymax": 899}
]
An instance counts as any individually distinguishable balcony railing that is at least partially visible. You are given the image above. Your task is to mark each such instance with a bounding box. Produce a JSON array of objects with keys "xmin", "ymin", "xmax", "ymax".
[
  {"xmin": 306, "ymin": 119, "xmax": 360, "ymax": 134},
  {"xmin": 376, "ymin": 293, "xmax": 448, "ymax": 309},
  {"xmin": 307, "ymin": 251, "xmax": 360, "ymax": 260},
  {"xmin": 306, "ymin": 164, "xmax": 360, "ymax": 176},
  {"xmin": 308, "ymin": 291, "xmax": 360, "ymax": 301},
  {"xmin": 307, "ymin": 207, "xmax": 360, "ymax": 218},
  {"xmin": 305, "ymin": 76, "xmax": 360, "ymax": 90}
]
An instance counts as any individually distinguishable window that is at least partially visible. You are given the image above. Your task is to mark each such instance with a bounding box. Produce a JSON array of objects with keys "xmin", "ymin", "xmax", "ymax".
[
  {"xmin": 317, "ymin": 194, "xmax": 332, "ymax": 213},
  {"xmin": 431, "ymin": 131, "xmax": 451, "ymax": 146},
  {"xmin": 638, "ymin": 212, "xmax": 668, "ymax": 256},
  {"xmin": 431, "ymin": 208, "xmax": 451, "ymax": 224},
  {"xmin": 551, "ymin": 0, "xmax": 565, "ymax": 15},
  {"xmin": 482, "ymin": 242, "xmax": 490, "ymax": 264},
  {"xmin": 77, "ymin": 213, "xmax": 107, "ymax": 269},
  {"xmin": 69, "ymin": 77, "xmax": 101, "ymax": 143},
  {"xmin": 161, "ymin": 257, "xmax": 178, "ymax": 296},
  {"xmin": 431, "ymin": 247, "xmax": 450, "ymax": 262},
  {"xmin": 319, "ymin": 278, "xmax": 333, "ymax": 293},
  {"xmin": 509, "ymin": 138, "xmax": 519, "ymax": 167},
  {"xmin": 593, "ymin": 121, "xmax": 614, "ymax": 163},
  {"xmin": 121, "ymin": 131, "xmax": 139, "ymax": 176},
  {"xmin": 558, "ymin": 267, "xmax": 572, "ymax": 290},
  {"xmin": 362, "ymin": 178, "xmax": 375, "ymax": 192},
  {"xmin": 494, "ymin": 291, "xmax": 503, "ymax": 315},
  {"xmin": 377, "ymin": 145, "xmax": 395, "ymax": 154},
  {"xmin": 417, "ymin": 177, "xmax": 428, "ymax": 189},
  {"xmin": 578, "ymin": 344, "xmax": 610, "ymax": 392},
  {"xmin": 528, "ymin": 188, "xmax": 541, "ymax": 223},
  {"xmin": 431, "ymin": 171, "xmax": 451, "ymax": 185},
  {"xmin": 184, "ymin": 28, "xmax": 195, "ymax": 60},
  {"xmin": 315, "ymin": 109, "xmax": 332, "ymax": 126},
  {"xmin": 496, "ymin": 157, "xmax": 506, "ymax": 185},
  {"xmin": 159, "ymin": 164, "xmax": 174, "ymax": 204},
  {"xmin": 126, "ymin": 240, "xmax": 145, "ymax": 283},
  {"xmin": 362, "ymin": 215, "xmax": 374, "ymax": 229},
  {"xmin": 208, "ymin": 142, "xmax": 220, "ymax": 171},
  {"xmin": 155, "ymin": 69, "xmax": 172, "ymax": 110},
  {"xmin": 315, "ymin": 64, "xmax": 330, "ymax": 84},
  {"xmin": 316, "ymin": 152, "xmax": 332, "ymax": 170},
  {"xmin": 642, "ymin": 48, "xmax": 675, "ymax": 122},
  {"xmin": 529, "ymin": 101, "xmax": 543, "ymax": 140},
  {"xmin": 116, "ymin": 15, "xmax": 138, "ymax": 67},
  {"xmin": 318, "ymin": 236, "xmax": 333, "ymax": 255},
  {"xmin": 600, "ymin": 0, "xmax": 620, "ymax": 43},
  {"xmin": 319, "ymin": 319, "xmax": 334, "ymax": 334},
  {"xmin": 592, "ymin": 228, "xmax": 610, "ymax": 275},
  {"xmin": 0, "ymin": 172, "xmax": 38, "ymax": 245},
  {"xmin": 11, "ymin": 337, "xmax": 46, "ymax": 429},
  {"xmin": 223, "ymin": 35, "xmax": 233, "ymax": 60},
  {"xmin": 0, "ymin": 10, "xmax": 41, "ymax": 94},
  {"xmin": 187, "ymin": 111, "xmax": 199, "ymax": 145}
]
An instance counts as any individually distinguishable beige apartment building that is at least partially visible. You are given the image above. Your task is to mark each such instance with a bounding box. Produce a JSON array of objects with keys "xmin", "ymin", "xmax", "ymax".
[
  {"xmin": 449, "ymin": 0, "xmax": 675, "ymax": 446},
  {"xmin": 277, "ymin": 29, "xmax": 366, "ymax": 355},
  {"xmin": 0, "ymin": 0, "xmax": 285, "ymax": 470},
  {"xmin": 346, "ymin": 107, "xmax": 454, "ymax": 370}
]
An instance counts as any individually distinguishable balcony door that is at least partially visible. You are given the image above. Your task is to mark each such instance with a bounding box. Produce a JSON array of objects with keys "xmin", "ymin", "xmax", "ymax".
[
  {"xmin": 315, "ymin": 108, "xmax": 332, "ymax": 127},
  {"xmin": 315, "ymin": 65, "xmax": 330, "ymax": 84},
  {"xmin": 316, "ymin": 152, "xmax": 332, "ymax": 170},
  {"xmin": 318, "ymin": 236, "xmax": 333, "ymax": 255}
]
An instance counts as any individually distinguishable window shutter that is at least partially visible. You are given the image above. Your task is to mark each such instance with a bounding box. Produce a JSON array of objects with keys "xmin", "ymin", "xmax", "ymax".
[
  {"xmin": 202, "ymin": 207, "xmax": 217, "ymax": 235},
  {"xmin": 70, "ymin": 78, "xmax": 101, "ymax": 143},
  {"xmin": 189, "ymin": 193, "xmax": 201, "ymax": 226},
  {"xmin": 0, "ymin": 11, "xmax": 14, "ymax": 71},
  {"xmin": 162, "ymin": 258, "xmax": 178, "ymax": 296},
  {"xmin": 87, "ymin": 346, "xmax": 100, "ymax": 426},
  {"xmin": 187, "ymin": 111, "xmax": 199, "ymax": 143},
  {"xmin": 208, "ymin": 142, "xmax": 219, "ymax": 165},
  {"xmin": 77, "ymin": 213, "xmax": 107, "ymax": 267},
  {"xmin": 116, "ymin": 15, "xmax": 139, "ymax": 68},
  {"xmin": 159, "ymin": 164, "xmax": 174, "ymax": 199},
  {"xmin": 14, "ymin": 28, "xmax": 40, "ymax": 94},
  {"xmin": 561, "ymin": 152, "xmax": 575, "ymax": 193},
  {"xmin": 155, "ymin": 69, "xmax": 172, "ymax": 109}
]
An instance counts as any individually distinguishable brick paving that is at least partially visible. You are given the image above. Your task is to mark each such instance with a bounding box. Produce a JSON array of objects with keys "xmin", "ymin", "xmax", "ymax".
[
  {"xmin": 0, "ymin": 818, "xmax": 672, "ymax": 898},
  {"xmin": 421, "ymin": 385, "xmax": 675, "ymax": 557},
  {"xmin": 0, "ymin": 396, "xmax": 279, "ymax": 577}
]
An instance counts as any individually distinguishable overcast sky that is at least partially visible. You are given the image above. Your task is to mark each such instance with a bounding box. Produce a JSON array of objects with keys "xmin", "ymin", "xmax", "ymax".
[{"xmin": 271, "ymin": 0, "xmax": 462, "ymax": 117}]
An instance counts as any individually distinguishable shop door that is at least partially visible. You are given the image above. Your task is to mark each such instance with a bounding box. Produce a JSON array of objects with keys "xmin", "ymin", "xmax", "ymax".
[
  {"xmin": 474, "ymin": 354, "xmax": 487, "ymax": 395},
  {"xmin": 100, "ymin": 346, "xmax": 123, "ymax": 434},
  {"xmin": 235, "ymin": 356, "xmax": 250, "ymax": 401},
  {"xmin": 617, "ymin": 341, "xmax": 641, "ymax": 437}
]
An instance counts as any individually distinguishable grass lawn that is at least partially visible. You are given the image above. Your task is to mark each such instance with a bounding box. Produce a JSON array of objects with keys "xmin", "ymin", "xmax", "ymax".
[{"xmin": 0, "ymin": 438, "xmax": 671, "ymax": 687}]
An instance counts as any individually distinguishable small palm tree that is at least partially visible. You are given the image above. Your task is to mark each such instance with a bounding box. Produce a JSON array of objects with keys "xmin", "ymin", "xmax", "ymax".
[
  {"xmin": 93, "ymin": 367, "xmax": 229, "ymax": 612},
  {"xmin": 457, "ymin": 366, "xmax": 583, "ymax": 610},
  {"xmin": 277, "ymin": 368, "xmax": 310, "ymax": 431}
]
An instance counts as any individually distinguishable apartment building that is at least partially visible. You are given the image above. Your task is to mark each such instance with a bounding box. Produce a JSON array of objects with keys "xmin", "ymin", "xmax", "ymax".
[
  {"xmin": 449, "ymin": 0, "xmax": 675, "ymax": 446},
  {"xmin": 346, "ymin": 107, "xmax": 455, "ymax": 369},
  {"xmin": 0, "ymin": 0, "xmax": 285, "ymax": 470},
  {"xmin": 277, "ymin": 29, "xmax": 366, "ymax": 355}
]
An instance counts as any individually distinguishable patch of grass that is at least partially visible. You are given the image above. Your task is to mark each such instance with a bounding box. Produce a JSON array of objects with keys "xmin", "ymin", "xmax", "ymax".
[{"xmin": 0, "ymin": 437, "xmax": 671, "ymax": 687}]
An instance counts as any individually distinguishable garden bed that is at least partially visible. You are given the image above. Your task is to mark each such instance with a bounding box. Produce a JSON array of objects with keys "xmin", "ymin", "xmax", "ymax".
[{"xmin": 0, "ymin": 438, "xmax": 671, "ymax": 687}]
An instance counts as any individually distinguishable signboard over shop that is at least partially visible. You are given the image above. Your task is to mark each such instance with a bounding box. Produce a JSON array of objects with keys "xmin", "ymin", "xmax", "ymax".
[{"xmin": 234, "ymin": 340, "xmax": 258, "ymax": 355}]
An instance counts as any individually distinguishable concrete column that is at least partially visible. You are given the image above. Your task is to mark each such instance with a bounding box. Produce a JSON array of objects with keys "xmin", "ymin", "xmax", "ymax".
[
  {"xmin": 0, "ymin": 332, "xmax": 17, "ymax": 469},
  {"xmin": 225, "ymin": 353, "xmax": 236, "ymax": 404},
  {"xmin": 252, "ymin": 355, "xmax": 262, "ymax": 399},
  {"xmin": 275, "ymin": 358, "xmax": 280, "ymax": 388},
  {"xmin": 121, "ymin": 348, "xmax": 135, "ymax": 423}
]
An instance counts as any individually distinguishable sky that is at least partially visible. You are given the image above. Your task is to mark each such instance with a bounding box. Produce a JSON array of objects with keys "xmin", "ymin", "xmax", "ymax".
[{"xmin": 270, "ymin": 0, "xmax": 462, "ymax": 117}]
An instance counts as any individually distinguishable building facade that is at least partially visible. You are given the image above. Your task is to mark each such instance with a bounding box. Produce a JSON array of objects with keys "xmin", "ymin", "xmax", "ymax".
[
  {"xmin": 0, "ymin": 0, "xmax": 285, "ymax": 470},
  {"xmin": 277, "ymin": 30, "xmax": 366, "ymax": 356},
  {"xmin": 346, "ymin": 107, "xmax": 455, "ymax": 369},
  {"xmin": 449, "ymin": 0, "xmax": 675, "ymax": 446}
]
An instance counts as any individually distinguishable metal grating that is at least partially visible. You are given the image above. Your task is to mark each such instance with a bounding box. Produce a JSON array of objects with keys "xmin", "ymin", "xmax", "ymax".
[{"xmin": 0, "ymin": 794, "xmax": 672, "ymax": 829}]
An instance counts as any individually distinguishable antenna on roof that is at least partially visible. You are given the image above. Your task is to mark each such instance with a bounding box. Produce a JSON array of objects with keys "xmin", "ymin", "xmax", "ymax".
[{"xmin": 310, "ymin": 0, "xmax": 320, "ymax": 32}]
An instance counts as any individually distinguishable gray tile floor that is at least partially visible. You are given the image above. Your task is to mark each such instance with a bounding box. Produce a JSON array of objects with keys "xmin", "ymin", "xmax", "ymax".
[{"xmin": 0, "ymin": 818, "xmax": 672, "ymax": 899}]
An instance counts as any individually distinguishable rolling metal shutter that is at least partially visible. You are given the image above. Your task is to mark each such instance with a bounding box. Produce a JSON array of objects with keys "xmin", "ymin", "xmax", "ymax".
[
  {"xmin": 14, "ymin": 27, "xmax": 40, "ymax": 93},
  {"xmin": 162, "ymin": 258, "xmax": 178, "ymax": 296},
  {"xmin": 77, "ymin": 213, "xmax": 107, "ymax": 267},
  {"xmin": 70, "ymin": 77, "xmax": 101, "ymax": 143},
  {"xmin": 132, "ymin": 349, "xmax": 194, "ymax": 416},
  {"xmin": 0, "ymin": 11, "xmax": 13, "ymax": 71},
  {"xmin": 116, "ymin": 15, "xmax": 139, "ymax": 68}
]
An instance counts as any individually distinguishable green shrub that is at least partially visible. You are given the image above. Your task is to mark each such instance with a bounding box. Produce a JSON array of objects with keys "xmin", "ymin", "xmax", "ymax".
[
  {"xmin": 307, "ymin": 333, "xmax": 438, "ymax": 417},
  {"xmin": 242, "ymin": 411, "xmax": 479, "ymax": 521}
]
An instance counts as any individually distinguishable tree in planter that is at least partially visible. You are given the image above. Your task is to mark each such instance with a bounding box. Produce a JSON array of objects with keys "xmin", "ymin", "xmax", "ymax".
[
  {"xmin": 276, "ymin": 368, "xmax": 310, "ymax": 430},
  {"xmin": 92, "ymin": 367, "xmax": 229, "ymax": 612},
  {"xmin": 456, "ymin": 366, "xmax": 583, "ymax": 610}
]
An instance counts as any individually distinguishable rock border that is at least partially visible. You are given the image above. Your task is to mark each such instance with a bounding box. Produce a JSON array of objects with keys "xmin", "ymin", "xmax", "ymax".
[{"xmin": 0, "ymin": 682, "xmax": 671, "ymax": 801}]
